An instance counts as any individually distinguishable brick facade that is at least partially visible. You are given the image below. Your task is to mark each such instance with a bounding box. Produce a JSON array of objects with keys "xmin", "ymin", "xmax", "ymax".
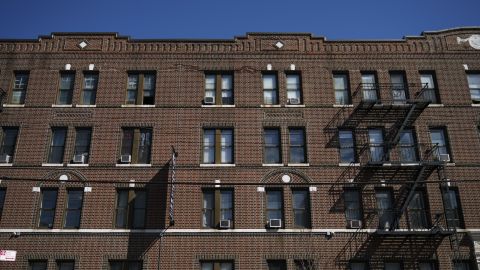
[{"xmin": 0, "ymin": 28, "xmax": 480, "ymax": 269}]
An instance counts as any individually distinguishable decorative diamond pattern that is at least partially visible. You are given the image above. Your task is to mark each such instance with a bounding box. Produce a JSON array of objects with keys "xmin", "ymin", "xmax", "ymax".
[
  {"xmin": 275, "ymin": 41, "xmax": 284, "ymax": 49},
  {"xmin": 78, "ymin": 41, "xmax": 88, "ymax": 49}
]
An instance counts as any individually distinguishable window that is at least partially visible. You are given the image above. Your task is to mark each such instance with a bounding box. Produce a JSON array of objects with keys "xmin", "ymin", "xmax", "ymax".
[
  {"xmin": 126, "ymin": 73, "xmax": 155, "ymax": 105},
  {"xmin": 0, "ymin": 188, "xmax": 5, "ymax": 219},
  {"xmin": 267, "ymin": 260, "xmax": 287, "ymax": 270},
  {"xmin": 361, "ymin": 73, "xmax": 378, "ymax": 101},
  {"xmin": 263, "ymin": 73, "xmax": 279, "ymax": 105},
  {"xmin": 48, "ymin": 127, "xmax": 67, "ymax": 164},
  {"xmin": 11, "ymin": 72, "xmax": 28, "ymax": 104},
  {"xmin": 376, "ymin": 189, "xmax": 394, "ymax": 230},
  {"xmin": 264, "ymin": 128, "xmax": 281, "ymax": 164},
  {"xmin": 384, "ymin": 262, "xmax": 402, "ymax": 270},
  {"xmin": 442, "ymin": 187, "xmax": 464, "ymax": 228},
  {"xmin": 110, "ymin": 260, "xmax": 143, "ymax": 270},
  {"xmin": 73, "ymin": 128, "xmax": 92, "ymax": 164},
  {"xmin": 390, "ymin": 72, "xmax": 408, "ymax": 104},
  {"xmin": 81, "ymin": 73, "xmax": 98, "ymax": 105},
  {"xmin": 292, "ymin": 189, "xmax": 311, "ymax": 228},
  {"xmin": 339, "ymin": 130, "xmax": 355, "ymax": 163},
  {"xmin": 286, "ymin": 73, "xmax": 302, "ymax": 104},
  {"xmin": 399, "ymin": 129, "xmax": 417, "ymax": 162},
  {"xmin": 29, "ymin": 260, "xmax": 48, "ymax": 270},
  {"xmin": 202, "ymin": 128, "xmax": 233, "ymax": 164},
  {"xmin": 201, "ymin": 261, "xmax": 234, "ymax": 270},
  {"xmin": 57, "ymin": 73, "xmax": 75, "ymax": 105},
  {"xmin": 202, "ymin": 189, "xmax": 233, "ymax": 228},
  {"xmin": 467, "ymin": 73, "xmax": 480, "ymax": 103},
  {"xmin": 368, "ymin": 128, "xmax": 385, "ymax": 162},
  {"xmin": 64, "ymin": 189, "xmax": 84, "ymax": 228},
  {"xmin": 0, "ymin": 127, "xmax": 19, "ymax": 163},
  {"xmin": 407, "ymin": 191, "xmax": 429, "ymax": 229},
  {"xmin": 419, "ymin": 261, "xmax": 438, "ymax": 270},
  {"xmin": 344, "ymin": 189, "xmax": 362, "ymax": 227},
  {"xmin": 204, "ymin": 73, "xmax": 234, "ymax": 105},
  {"xmin": 333, "ymin": 73, "xmax": 350, "ymax": 105},
  {"xmin": 420, "ymin": 72, "xmax": 439, "ymax": 103},
  {"xmin": 38, "ymin": 189, "xmax": 58, "ymax": 228},
  {"xmin": 121, "ymin": 128, "xmax": 152, "ymax": 164},
  {"xmin": 350, "ymin": 261, "xmax": 368, "ymax": 270},
  {"xmin": 294, "ymin": 259, "xmax": 315, "ymax": 270},
  {"xmin": 115, "ymin": 189, "xmax": 146, "ymax": 229},
  {"xmin": 429, "ymin": 128, "xmax": 451, "ymax": 161},
  {"xmin": 453, "ymin": 261, "xmax": 473, "ymax": 270},
  {"xmin": 289, "ymin": 128, "xmax": 306, "ymax": 163},
  {"xmin": 266, "ymin": 190, "xmax": 283, "ymax": 227},
  {"xmin": 57, "ymin": 260, "xmax": 75, "ymax": 270}
]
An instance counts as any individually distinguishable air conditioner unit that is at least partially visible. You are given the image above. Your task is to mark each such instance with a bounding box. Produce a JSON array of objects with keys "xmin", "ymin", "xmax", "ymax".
[
  {"xmin": 73, "ymin": 154, "xmax": 85, "ymax": 164},
  {"xmin": 219, "ymin": 219, "xmax": 231, "ymax": 229},
  {"xmin": 439, "ymin": 154, "xmax": 450, "ymax": 162},
  {"xmin": 348, "ymin": 220, "xmax": 362, "ymax": 229},
  {"xmin": 268, "ymin": 219, "xmax": 282, "ymax": 228},
  {"xmin": 288, "ymin": 98, "xmax": 300, "ymax": 105},
  {"xmin": 0, "ymin": 154, "xmax": 11, "ymax": 163},
  {"xmin": 204, "ymin": 96, "xmax": 215, "ymax": 105},
  {"xmin": 121, "ymin": 154, "xmax": 132, "ymax": 163}
]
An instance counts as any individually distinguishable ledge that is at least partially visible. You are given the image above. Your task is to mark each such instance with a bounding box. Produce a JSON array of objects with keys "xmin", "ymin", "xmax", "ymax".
[
  {"xmin": 121, "ymin": 104, "xmax": 155, "ymax": 108},
  {"xmin": 446, "ymin": 162, "xmax": 456, "ymax": 166},
  {"xmin": 287, "ymin": 163, "xmax": 310, "ymax": 167},
  {"xmin": 262, "ymin": 163, "xmax": 284, "ymax": 167},
  {"xmin": 115, "ymin": 164, "xmax": 152, "ymax": 167},
  {"xmin": 52, "ymin": 104, "xmax": 73, "ymax": 108},
  {"xmin": 200, "ymin": 164, "xmax": 236, "ymax": 167},
  {"xmin": 339, "ymin": 163, "xmax": 360, "ymax": 167},
  {"xmin": 75, "ymin": 104, "xmax": 96, "ymax": 108},
  {"xmin": 427, "ymin": 104, "xmax": 444, "ymax": 107},
  {"xmin": 471, "ymin": 104, "xmax": 480, "ymax": 107},
  {"xmin": 67, "ymin": 164, "xmax": 89, "ymax": 167},
  {"xmin": 284, "ymin": 104, "xmax": 305, "ymax": 108},
  {"xmin": 333, "ymin": 104, "xmax": 354, "ymax": 108},
  {"xmin": 260, "ymin": 104, "xmax": 281, "ymax": 108},
  {"xmin": 0, "ymin": 163, "xmax": 13, "ymax": 167},
  {"xmin": 3, "ymin": 104, "xmax": 25, "ymax": 107},
  {"xmin": 201, "ymin": 105, "xmax": 235, "ymax": 108},
  {"xmin": 42, "ymin": 163, "xmax": 64, "ymax": 167}
]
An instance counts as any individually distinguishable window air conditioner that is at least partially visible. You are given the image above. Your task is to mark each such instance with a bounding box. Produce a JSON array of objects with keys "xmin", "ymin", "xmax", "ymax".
[
  {"xmin": 288, "ymin": 98, "xmax": 300, "ymax": 105},
  {"xmin": 349, "ymin": 220, "xmax": 362, "ymax": 229},
  {"xmin": 204, "ymin": 96, "xmax": 215, "ymax": 105},
  {"xmin": 0, "ymin": 154, "xmax": 11, "ymax": 163},
  {"xmin": 219, "ymin": 219, "xmax": 231, "ymax": 229},
  {"xmin": 73, "ymin": 154, "xmax": 85, "ymax": 164},
  {"xmin": 439, "ymin": 154, "xmax": 450, "ymax": 162},
  {"xmin": 121, "ymin": 154, "xmax": 132, "ymax": 163},
  {"xmin": 268, "ymin": 219, "xmax": 282, "ymax": 228}
]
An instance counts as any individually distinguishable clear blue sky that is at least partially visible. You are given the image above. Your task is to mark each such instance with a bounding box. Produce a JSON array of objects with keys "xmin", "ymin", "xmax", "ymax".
[{"xmin": 1, "ymin": 0, "xmax": 479, "ymax": 40}]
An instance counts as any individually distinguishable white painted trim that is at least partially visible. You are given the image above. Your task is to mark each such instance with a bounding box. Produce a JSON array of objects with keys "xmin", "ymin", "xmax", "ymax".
[
  {"xmin": 428, "ymin": 104, "xmax": 444, "ymax": 107},
  {"xmin": 200, "ymin": 164, "xmax": 236, "ymax": 167},
  {"xmin": 75, "ymin": 104, "xmax": 97, "ymax": 108},
  {"xmin": 338, "ymin": 163, "xmax": 360, "ymax": 167},
  {"xmin": 115, "ymin": 164, "xmax": 152, "ymax": 167},
  {"xmin": 260, "ymin": 104, "xmax": 281, "ymax": 108},
  {"xmin": 41, "ymin": 163, "xmax": 64, "ymax": 167},
  {"xmin": 446, "ymin": 162, "xmax": 456, "ymax": 166},
  {"xmin": 52, "ymin": 104, "xmax": 73, "ymax": 108},
  {"xmin": 287, "ymin": 163, "xmax": 310, "ymax": 167},
  {"xmin": 201, "ymin": 105, "xmax": 236, "ymax": 108},
  {"xmin": 399, "ymin": 163, "xmax": 420, "ymax": 166},
  {"xmin": 285, "ymin": 104, "xmax": 306, "ymax": 108},
  {"xmin": 120, "ymin": 104, "xmax": 155, "ymax": 108},
  {"xmin": 333, "ymin": 104, "xmax": 354, "ymax": 108},
  {"xmin": 262, "ymin": 164, "xmax": 284, "ymax": 167},
  {"xmin": 67, "ymin": 164, "xmax": 89, "ymax": 167},
  {"xmin": 0, "ymin": 163, "xmax": 13, "ymax": 167},
  {"xmin": 3, "ymin": 104, "xmax": 25, "ymax": 107}
]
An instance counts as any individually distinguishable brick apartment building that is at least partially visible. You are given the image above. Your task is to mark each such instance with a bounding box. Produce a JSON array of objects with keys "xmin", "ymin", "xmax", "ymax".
[{"xmin": 0, "ymin": 27, "xmax": 479, "ymax": 270}]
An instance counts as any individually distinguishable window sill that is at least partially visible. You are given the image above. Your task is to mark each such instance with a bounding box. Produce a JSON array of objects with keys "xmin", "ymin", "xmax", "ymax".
[
  {"xmin": 427, "ymin": 104, "xmax": 444, "ymax": 107},
  {"xmin": 262, "ymin": 163, "xmax": 284, "ymax": 167},
  {"xmin": 471, "ymin": 104, "xmax": 480, "ymax": 107},
  {"xmin": 0, "ymin": 163, "xmax": 13, "ymax": 167},
  {"xmin": 200, "ymin": 164, "xmax": 236, "ymax": 167},
  {"xmin": 285, "ymin": 104, "xmax": 305, "ymax": 108},
  {"xmin": 333, "ymin": 104, "xmax": 354, "ymax": 108},
  {"xmin": 116, "ymin": 164, "xmax": 152, "ymax": 167},
  {"xmin": 339, "ymin": 163, "xmax": 360, "ymax": 167},
  {"xmin": 75, "ymin": 104, "xmax": 96, "ymax": 108},
  {"xmin": 121, "ymin": 104, "xmax": 155, "ymax": 108},
  {"xmin": 42, "ymin": 163, "xmax": 64, "ymax": 167},
  {"xmin": 260, "ymin": 104, "xmax": 281, "ymax": 108},
  {"xmin": 67, "ymin": 163, "xmax": 89, "ymax": 167},
  {"xmin": 3, "ymin": 104, "xmax": 25, "ymax": 107},
  {"xmin": 201, "ymin": 105, "xmax": 236, "ymax": 108},
  {"xmin": 287, "ymin": 163, "xmax": 310, "ymax": 167},
  {"xmin": 52, "ymin": 104, "xmax": 73, "ymax": 108},
  {"xmin": 446, "ymin": 162, "xmax": 456, "ymax": 166}
]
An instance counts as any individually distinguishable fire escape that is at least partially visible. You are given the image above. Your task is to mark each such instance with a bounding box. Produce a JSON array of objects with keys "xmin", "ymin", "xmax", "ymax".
[{"xmin": 326, "ymin": 83, "xmax": 461, "ymax": 267}]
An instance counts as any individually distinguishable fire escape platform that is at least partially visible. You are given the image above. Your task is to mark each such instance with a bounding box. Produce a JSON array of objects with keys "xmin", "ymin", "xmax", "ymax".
[{"xmin": 352, "ymin": 162, "xmax": 441, "ymax": 183}]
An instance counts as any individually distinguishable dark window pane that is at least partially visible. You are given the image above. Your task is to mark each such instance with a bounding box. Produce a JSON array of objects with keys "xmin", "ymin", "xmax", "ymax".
[
  {"xmin": 121, "ymin": 129, "xmax": 134, "ymax": 156},
  {"xmin": 138, "ymin": 129, "xmax": 152, "ymax": 164},
  {"xmin": 408, "ymin": 191, "xmax": 428, "ymax": 229},
  {"xmin": 48, "ymin": 128, "xmax": 67, "ymax": 163},
  {"xmin": 39, "ymin": 189, "xmax": 57, "ymax": 228},
  {"xmin": 30, "ymin": 261, "xmax": 47, "ymax": 270},
  {"xmin": 429, "ymin": 128, "xmax": 449, "ymax": 160},
  {"xmin": 143, "ymin": 74, "xmax": 155, "ymax": 104},
  {"xmin": 58, "ymin": 261, "xmax": 75, "ymax": 270},
  {"xmin": 203, "ymin": 129, "xmax": 215, "ymax": 164},
  {"xmin": 58, "ymin": 73, "xmax": 74, "ymax": 104},
  {"xmin": 65, "ymin": 190, "xmax": 83, "ymax": 228},
  {"xmin": 294, "ymin": 260, "xmax": 315, "ymax": 270},
  {"xmin": 263, "ymin": 74, "xmax": 278, "ymax": 105},
  {"xmin": 127, "ymin": 74, "xmax": 139, "ymax": 104},
  {"xmin": 339, "ymin": 130, "xmax": 355, "ymax": 163},
  {"xmin": 268, "ymin": 260, "xmax": 287, "ymax": 270},
  {"xmin": 12, "ymin": 73, "xmax": 28, "ymax": 104},
  {"xmin": 293, "ymin": 190, "xmax": 310, "ymax": 228},
  {"xmin": 266, "ymin": 190, "xmax": 283, "ymax": 221},
  {"xmin": 82, "ymin": 73, "xmax": 98, "ymax": 105},
  {"xmin": 0, "ymin": 189, "xmax": 5, "ymax": 218},
  {"xmin": 1, "ymin": 127, "xmax": 19, "ymax": 161},
  {"xmin": 344, "ymin": 189, "xmax": 362, "ymax": 221},
  {"xmin": 443, "ymin": 189, "xmax": 463, "ymax": 228},
  {"xmin": 264, "ymin": 129, "xmax": 281, "ymax": 164},
  {"xmin": 74, "ymin": 128, "xmax": 91, "ymax": 163},
  {"xmin": 115, "ymin": 190, "xmax": 129, "ymax": 228},
  {"xmin": 202, "ymin": 190, "xmax": 214, "ymax": 228},
  {"xmin": 289, "ymin": 129, "xmax": 306, "ymax": 163}
]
